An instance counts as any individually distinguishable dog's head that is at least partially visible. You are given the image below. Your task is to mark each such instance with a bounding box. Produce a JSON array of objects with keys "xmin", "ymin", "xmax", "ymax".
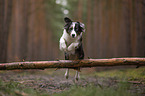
[{"xmin": 64, "ymin": 17, "xmax": 85, "ymax": 38}]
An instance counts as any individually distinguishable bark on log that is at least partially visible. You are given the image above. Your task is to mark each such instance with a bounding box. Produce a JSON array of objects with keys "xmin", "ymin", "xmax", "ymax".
[{"xmin": 0, "ymin": 58, "xmax": 145, "ymax": 70}]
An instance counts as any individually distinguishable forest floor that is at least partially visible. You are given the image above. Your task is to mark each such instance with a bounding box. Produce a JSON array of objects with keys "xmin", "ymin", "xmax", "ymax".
[{"xmin": 0, "ymin": 66, "xmax": 145, "ymax": 96}]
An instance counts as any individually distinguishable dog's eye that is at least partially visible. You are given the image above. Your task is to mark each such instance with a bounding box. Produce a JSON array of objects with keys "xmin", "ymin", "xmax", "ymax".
[{"xmin": 68, "ymin": 28, "xmax": 73, "ymax": 32}]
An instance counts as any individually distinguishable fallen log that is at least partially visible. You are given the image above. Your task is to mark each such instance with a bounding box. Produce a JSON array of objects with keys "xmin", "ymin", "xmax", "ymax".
[{"xmin": 0, "ymin": 58, "xmax": 145, "ymax": 70}]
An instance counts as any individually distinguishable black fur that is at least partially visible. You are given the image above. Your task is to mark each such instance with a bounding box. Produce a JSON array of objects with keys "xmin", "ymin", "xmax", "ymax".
[
  {"xmin": 64, "ymin": 17, "xmax": 84, "ymax": 60},
  {"xmin": 75, "ymin": 42, "xmax": 84, "ymax": 59},
  {"xmin": 64, "ymin": 18, "xmax": 84, "ymax": 36},
  {"xmin": 64, "ymin": 17, "xmax": 72, "ymax": 23},
  {"xmin": 65, "ymin": 52, "xmax": 69, "ymax": 60},
  {"xmin": 75, "ymin": 22, "xmax": 84, "ymax": 35},
  {"xmin": 64, "ymin": 42, "xmax": 84, "ymax": 60}
]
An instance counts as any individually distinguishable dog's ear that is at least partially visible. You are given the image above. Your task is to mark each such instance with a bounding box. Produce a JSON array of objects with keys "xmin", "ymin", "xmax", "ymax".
[
  {"xmin": 64, "ymin": 17, "xmax": 72, "ymax": 23},
  {"xmin": 80, "ymin": 23, "xmax": 85, "ymax": 32}
]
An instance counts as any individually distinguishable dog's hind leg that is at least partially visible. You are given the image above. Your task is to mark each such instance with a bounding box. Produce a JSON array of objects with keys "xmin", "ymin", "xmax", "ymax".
[
  {"xmin": 64, "ymin": 52, "xmax": 69, "ymax": 79},
  {"xmin": 75, "ymin": 70, "xmax": 80, "ymax": 81},
  {"xmin": 75, "ymin": 68, "xmax": 80, "ymax": 81},
  {"xmin": 65, "ymin": 69, "xmax": 69, "ymax": 79}
]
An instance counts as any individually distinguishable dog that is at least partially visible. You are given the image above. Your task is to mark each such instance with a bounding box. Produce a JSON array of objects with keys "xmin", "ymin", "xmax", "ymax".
[{"xmin": 59, "ymin": 17, "xmax": 85, "ymax": 81}]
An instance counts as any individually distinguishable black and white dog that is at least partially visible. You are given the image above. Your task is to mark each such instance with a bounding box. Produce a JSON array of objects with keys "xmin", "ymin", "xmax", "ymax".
[{"xmin": 59, "ymin": 17, "xmax": 85, "ymax": 81}]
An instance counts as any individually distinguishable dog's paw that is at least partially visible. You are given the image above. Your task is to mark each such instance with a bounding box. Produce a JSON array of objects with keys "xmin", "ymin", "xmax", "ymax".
[
  {"xmin": 75, "ymin": 76, "xmax": 80, "ymax": 81},
  {"xmin": 65, "ymin": 75, "xmax": 69, "ymax": 79},
  {"xmin": 59, "ymin": 38, "xmax": 68, "ymax": 52},
  {"xmin": 75, "ymin": 77, "xmax": 79, "ymax": 81},
  {"xmin": 75, "ymin": 73, "xmax": 80, "ymax": 81},
  {"xmin": 68, "ymin": 43, "xmax": 79, "ymax": 52},
  {"xmin": 65, "ymin": 70, "xmax": 69, "ymax": 79},
  {"xmin": 67, "ymin": 46, "xmax": 74, "ymax": 52},
  {"xmin": 60, "ymin": 44, "xmax": 67, "ymax": 52},
  {"xmin": 65, "ymin": 73, "xmax": 69, "ymax": 79},
  {"xmin": 74, "ymin": 43, "xmax": 79, "ymax": 49},
  {"xmin": 62, "ymin": 47, "xmax": 68, "ymax": 52}
]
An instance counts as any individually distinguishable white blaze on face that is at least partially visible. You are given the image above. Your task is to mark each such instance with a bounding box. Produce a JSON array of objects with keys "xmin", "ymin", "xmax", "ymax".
[{"xmin": 70, "ymin": 22, "xmax": 77, "ymax": 38}]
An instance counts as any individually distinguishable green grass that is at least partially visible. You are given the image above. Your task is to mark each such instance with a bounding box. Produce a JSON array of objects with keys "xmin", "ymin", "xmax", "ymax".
[
  {"xmin": 0, "ymin": 79, "xmax": 139, "ymax": 96},
  {"xmin": 51, "ymin": 67, "xmax": 144, "ymax": 96},
  {"xmin": 94, "ymin": 67, "xmax": 145, "ymax": 81},
  {"xmin": 53, "ymin": 83, "xmax": 136, "ymax": 96},
  {"xmin": 0, "ymin": 80, "xmax": 48, "ymax": 96},
  {"xmin": 0, "ymin": 67, "xmax": 144, "ymax": 96}
]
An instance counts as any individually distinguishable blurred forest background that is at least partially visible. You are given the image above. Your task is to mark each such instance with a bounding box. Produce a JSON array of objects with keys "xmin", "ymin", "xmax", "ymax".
[{"xmin": 0, "ymin": 0, "xmax": 145, "ymax": 63}]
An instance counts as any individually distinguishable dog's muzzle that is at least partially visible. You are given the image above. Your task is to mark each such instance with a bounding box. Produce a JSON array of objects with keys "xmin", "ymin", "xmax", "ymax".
[{"xmin": 72, "ymin": 34, "xmax": 75, "ymax": 38}]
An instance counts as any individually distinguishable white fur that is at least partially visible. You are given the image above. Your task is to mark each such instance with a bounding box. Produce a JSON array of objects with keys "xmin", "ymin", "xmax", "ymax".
[
  {"xmin": 75, "ymin": 71, "xmax": 80, "ymax": 81},
  {"xmin": 59, "ymin": 29, "xmax": 82, "ymax": 54},
  {"xmin": 65, "ymin": 69, "xmax": 69, "ymax": 79},
  {"xmin": 70, "ymin": 23, "xmax": 77, "ymax": 38}
]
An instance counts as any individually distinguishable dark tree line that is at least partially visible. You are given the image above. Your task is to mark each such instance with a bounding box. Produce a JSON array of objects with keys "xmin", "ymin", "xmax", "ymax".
[
  {"xmin": 0, "ymin": 0, "xmax": 145, "ymax": 63},
  {"xmin": 0, "ymin": 0, "xmax": 12, "ymax": 62},
  {"xmin": 84, "ymin": 0, "xmax": 145, "ymax": 58}
]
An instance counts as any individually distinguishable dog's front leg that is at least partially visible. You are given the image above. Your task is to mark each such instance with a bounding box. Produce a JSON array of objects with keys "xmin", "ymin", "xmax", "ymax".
[
  {"xmin": 59, "ymin": 38, "xmax": 67, "ymax": 52},
  {"xmin": 67, "ymin": 42, "xmax": 79, "ymax": 53}
]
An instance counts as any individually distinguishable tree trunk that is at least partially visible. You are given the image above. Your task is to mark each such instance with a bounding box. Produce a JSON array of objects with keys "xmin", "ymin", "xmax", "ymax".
[{"xmin": 0, "ymin": 0, "xmax": 12, "ymax": 62}]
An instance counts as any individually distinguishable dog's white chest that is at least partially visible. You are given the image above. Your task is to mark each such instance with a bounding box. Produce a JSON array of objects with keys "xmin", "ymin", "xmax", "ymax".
[{"xmin": 59, "ymin": 30, "xmax": 80, "ymax": 54}]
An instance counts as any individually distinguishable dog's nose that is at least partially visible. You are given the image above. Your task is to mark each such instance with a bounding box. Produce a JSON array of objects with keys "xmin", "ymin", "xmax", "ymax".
[{"xmin": 72, "ymin": 34, "xmax": 75, "ymax": 38}]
